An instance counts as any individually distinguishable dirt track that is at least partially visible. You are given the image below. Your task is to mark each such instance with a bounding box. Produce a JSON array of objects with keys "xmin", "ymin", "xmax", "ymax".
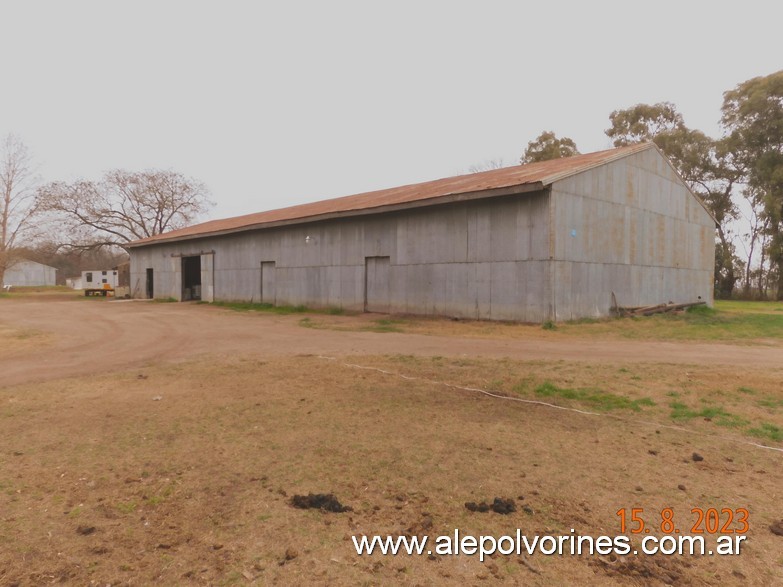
[{"xmin": 1, "ymin": 298, "xmax": 781, "ymax": 388}]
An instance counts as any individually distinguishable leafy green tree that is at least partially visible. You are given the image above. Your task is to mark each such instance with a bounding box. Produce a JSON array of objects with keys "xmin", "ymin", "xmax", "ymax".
[
  {"xmin": 721, "ymin": 70, "xmax": 783, "ymax": 299},
  {"xmin": 606, "ymin": 102, "xmax": 685, "ymax": 147},
  {"xmin": 606, "ymin": 103, "xmax": 743, "ymax": 297},
  {"xmin": 521, "ymin": 131, "xmax": 579, "ymax": 164}
]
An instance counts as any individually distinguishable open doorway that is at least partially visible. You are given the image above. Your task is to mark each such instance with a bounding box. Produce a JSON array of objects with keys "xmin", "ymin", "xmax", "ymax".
[
  {"xmin": 182, "ymin": 256, "xmax": 202, "ymax": 301},
  {"xmin": 146, "ymin": 268, "xmax": 154, "ymax": 299}
]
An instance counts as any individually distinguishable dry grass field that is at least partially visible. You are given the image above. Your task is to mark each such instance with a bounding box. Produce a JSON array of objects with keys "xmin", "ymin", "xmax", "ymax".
[{"xmin": 0, "ymin": 292, "xmax": 781, "ymax": 585}]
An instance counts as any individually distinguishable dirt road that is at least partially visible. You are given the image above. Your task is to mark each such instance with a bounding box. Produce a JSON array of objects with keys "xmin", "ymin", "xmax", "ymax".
[{"xmin": 1, "ymin": 298, "xmax": 780, "ymax": 388}]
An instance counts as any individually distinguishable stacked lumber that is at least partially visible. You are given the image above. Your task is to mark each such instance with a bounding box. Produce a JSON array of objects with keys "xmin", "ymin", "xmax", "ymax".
[{"xmin": 617, "ymin": 301, "xmax": 706, "ymax": 317}]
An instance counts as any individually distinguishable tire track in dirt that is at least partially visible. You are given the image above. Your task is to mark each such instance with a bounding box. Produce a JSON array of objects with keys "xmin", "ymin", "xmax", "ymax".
[{"xmin": 1, "ymin": 298, "xmax": 781, "ymax": 389}]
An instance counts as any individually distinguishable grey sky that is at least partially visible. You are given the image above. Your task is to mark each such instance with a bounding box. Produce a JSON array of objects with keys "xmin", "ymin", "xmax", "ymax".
[{"xmin": 1, "ymin": 1, "xmax": 781, "ymax": 221}]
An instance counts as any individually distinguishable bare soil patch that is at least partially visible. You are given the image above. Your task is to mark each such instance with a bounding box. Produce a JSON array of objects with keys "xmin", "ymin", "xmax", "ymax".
[
  {"xmin": 1, "ymin": 354, "xmax": 781, "ymax": 585},
  {"xmin": 0, "ymin": 298, "xmax": 781, "ymax": 585},
  {"xmin": 0, "ymin": 298, "xmax": 781, "ymax": 389},
  {"xmin": 0, "ymin": 322, "xmax": 51, "ymax": 357}
]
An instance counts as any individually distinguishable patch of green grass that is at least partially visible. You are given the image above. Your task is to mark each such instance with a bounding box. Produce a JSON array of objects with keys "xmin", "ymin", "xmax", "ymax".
[
  {"xmin": 757, "ymin": 397, "xmax": 783, "ymax": 411},
  {"xmin": 748, "ymin": 423, "xmax": 783, "ymax": 442},
  {"xmin": 541, "ymin": 320, "xmax": 556, "ymax": 330},
  {"xmin": 210, "ymin": 301, "xmax": 350, "ymax": 316},
  {"xmin": 211, "ymin": 301, "xmax": 309, "ymax": 314},
  {"xmin": 2, "ymin": 285, "xmax": 74, "ymax": 294},
  {"xmin": 738, "ymin": 386, "xmax": 757, "ymax": 395},
  {"xmin": 153, "ymin": 297, "xmax": 178, "ymax": 303},
  {"xmin": 716, "ymin": 300, "xmax": 783, "ymax": 314},
  {"xmin": 299, "ymin": 317, "xmax": 314, "ymax": 328},
  {"xmin": 555, "ymin": 300, "xmax": 783, "ymax": 342},
  {"xmin": 669, "ymin": 402, "xmax": 748, "ymax": 428},
  {"xmin": 685, "ymin": 304, "xmax": 718, "ymax": 316},
  {"xmin": 365, "ymin": 319, "xmax": 404, "ymax": 333},
  {"xmin": 669, "ymin": 401, "xmax": 698, "ymax": 419},
  {"xmin": 566, "ymin": 316, "xmax": 602, "ymax": 324},
  {"xmin": 116, "ymin": 501, "xmax": 138, "ymax": 514},
  {"xmin": 524, "ymin": 381, "xmax": 655, "ymax": 412}
]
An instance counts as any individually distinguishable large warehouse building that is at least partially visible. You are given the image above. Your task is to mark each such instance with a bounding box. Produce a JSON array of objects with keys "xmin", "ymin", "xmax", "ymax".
[{"xmin": 127, "ymin": 143, "xmax": 715, "ymax": 322}]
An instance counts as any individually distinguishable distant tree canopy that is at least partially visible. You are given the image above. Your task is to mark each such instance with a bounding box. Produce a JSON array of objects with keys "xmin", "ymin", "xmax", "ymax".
[
  {"xmin": 521, "ymin": 131, "xmax": 580, "ymax": 164},
  {"xmin": 604, "ymin": 75, "xmax": 783, "ymax": 300},
  {"xmin": 15, "ymin": 241, "xmax": 128, "ymax": 283},
  {"xmin": 36, "ymin": 169, "xmax": 214, "ymax": 251},
  {"xmin": 0, "ymin": 134, "xmax": 42, "ymax": 285},
  {"xmin": 486, "ymin": 71, "xmax": 783, "ymax": 299},
  {"xmin": 605, "ymin": 102, "xmax": 746, "ymax": 298},
  {"xmin": 721, "ymin": 70, "xmax": 783, "ymax": 299},
  {"xmin": 606, "ymin": 102, "xmax": 685, "ymax": 147}
]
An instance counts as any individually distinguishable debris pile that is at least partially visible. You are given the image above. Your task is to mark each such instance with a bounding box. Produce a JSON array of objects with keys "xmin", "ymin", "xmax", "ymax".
[
  {"xmin": 465, "ymin": 497, "xmax": 516, "ymax": 515},
  {"xmin": 290, "ymin": 493, "xmax": 352, "ymax": 513},
  {"xmin": 616, "ymin": 301, "xmax": 706, "ymax": 317}
]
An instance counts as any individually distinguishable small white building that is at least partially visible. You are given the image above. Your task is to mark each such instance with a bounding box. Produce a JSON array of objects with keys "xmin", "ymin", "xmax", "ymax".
[
  {"xmin": 77, "ymin": 269, "xmax": 119, "ymax": 291},
  {"xmin": 3, "ymin": 259, "xmax": 57, "ymax": 287}
]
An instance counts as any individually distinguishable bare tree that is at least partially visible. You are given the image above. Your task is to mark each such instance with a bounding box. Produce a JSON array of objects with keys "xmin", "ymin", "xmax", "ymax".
[
  {"xmin": 468, "ymin": 158, "xmax": 510, "ymax": 173},
  {"xmin": 0, "ymin": 134, "xmax": 41, "ymax": 285},
  {"xmin": 37, "ymin": 169, "xmax": 214, "ymax": 251}
]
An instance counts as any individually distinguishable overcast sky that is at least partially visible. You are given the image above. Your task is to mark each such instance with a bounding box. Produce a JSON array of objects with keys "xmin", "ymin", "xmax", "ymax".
[{"xmin": 1, "ymin": 1, "xmax": 781, "ymax": 221}]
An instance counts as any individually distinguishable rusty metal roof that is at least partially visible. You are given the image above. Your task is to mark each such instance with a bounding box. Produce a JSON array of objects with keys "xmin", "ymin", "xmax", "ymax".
[{"xmin": 128, "ymin": 143, "xmax": 654, "ymax": 247}]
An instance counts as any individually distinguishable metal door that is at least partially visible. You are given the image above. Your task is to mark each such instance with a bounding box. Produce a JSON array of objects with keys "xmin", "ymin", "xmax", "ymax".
[
  {"xmin": 364, "ymin": 256, "xmax": 390, "ymax": 313},
  {"xmin": 260, "ymin": 261, "xmax": 276, "ymax": 304}
]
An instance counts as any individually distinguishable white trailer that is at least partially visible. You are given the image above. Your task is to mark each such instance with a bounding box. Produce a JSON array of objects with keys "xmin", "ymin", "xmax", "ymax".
[{"xmin": 82, "ymin": 269, "xmax": 119, "ymax": 296}]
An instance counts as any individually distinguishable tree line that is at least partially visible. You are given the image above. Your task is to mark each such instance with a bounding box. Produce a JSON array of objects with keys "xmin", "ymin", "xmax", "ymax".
[
  {"xmin": 495, "ymin": 70, "xmax": 783, "ymax": 300},
  {"xmin": 2, "ymin": 70, "xmax": 781, "ymax": 296},
  {"xmin": 0, "ymin": 135, "xmax": 213, "ymax": 284}
]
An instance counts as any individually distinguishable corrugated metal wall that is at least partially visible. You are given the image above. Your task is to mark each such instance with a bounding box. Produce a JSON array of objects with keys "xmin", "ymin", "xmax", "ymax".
[
  {"xmin": 129, "ymin": 148, "xmax": 716, "ymax": 322},
  {"xmin": 549, "ymin": 148, "xmax": 714, "ymax": 320},
  {"xmin": 3, "ymin": 261, "xmax": 57, "ymax": 287},
  {"xmin": 130, "ymin": 192, "xmax": 554, "ymax": 321}
]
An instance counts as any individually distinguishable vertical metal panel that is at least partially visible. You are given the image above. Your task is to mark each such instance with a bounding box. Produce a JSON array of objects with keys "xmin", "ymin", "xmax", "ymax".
[
  {"xmin": 260, "ymin": 261, "xmax": 276, "ymax": 304},
  {"xmin": 200, "ymin": 253, "xmax": 214, "ymax": 302},
  {"xmin": 365, "ymin": 256, "xmax": 390, "ymax": 313},
  {"xmin": 548, "ymin": 148, "xmax": 715, "ymax": 318}
]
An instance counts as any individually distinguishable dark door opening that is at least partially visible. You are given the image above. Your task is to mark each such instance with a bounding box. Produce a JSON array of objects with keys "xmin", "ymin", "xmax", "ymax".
[
  {"xmin": 182, "ymin": 256, "xmax": 202, "ymax": 301},
  {"xmin": 146, "ymin": 268, "xmax": 154, "ymax": 299}
]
